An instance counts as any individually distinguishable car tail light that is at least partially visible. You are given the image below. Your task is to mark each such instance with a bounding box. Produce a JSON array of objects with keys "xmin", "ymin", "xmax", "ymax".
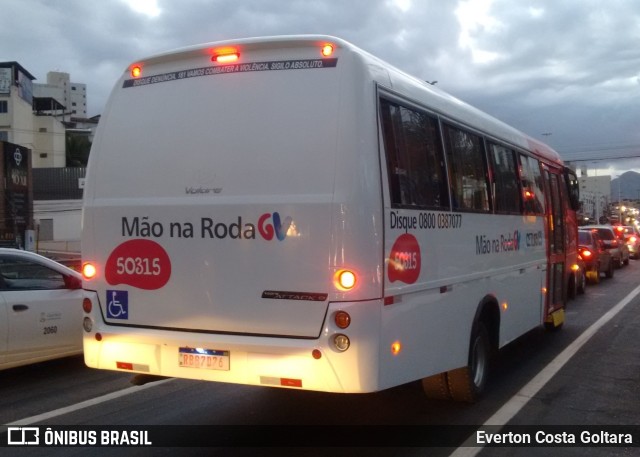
[{"xmin": 580, "ymin": 248, "xmax": 593, "ymax": 259}]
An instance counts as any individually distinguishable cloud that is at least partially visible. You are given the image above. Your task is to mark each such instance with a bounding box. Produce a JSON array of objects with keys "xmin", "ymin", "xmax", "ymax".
[{"xmin": 2, "ymin": 0, "xmax": 640, "ymax": 173}]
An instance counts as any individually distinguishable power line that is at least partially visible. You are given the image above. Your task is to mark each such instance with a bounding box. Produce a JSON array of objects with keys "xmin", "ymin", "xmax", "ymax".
[{"xmin": 561, "ymin": 153, "xmax": 640, "ymax": 162}]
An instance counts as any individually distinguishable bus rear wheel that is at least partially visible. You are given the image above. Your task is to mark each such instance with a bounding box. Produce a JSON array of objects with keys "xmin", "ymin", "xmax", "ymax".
[
  {"xmin": 422, "ymin": 322, "xmax": 491, "ymax": 402},
  {"xmin": 447, "ymin": 322, "xmax": 491, "ymax": 402}
]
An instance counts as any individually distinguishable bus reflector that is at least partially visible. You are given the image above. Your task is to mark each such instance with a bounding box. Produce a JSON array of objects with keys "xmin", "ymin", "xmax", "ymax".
[
  {"xmin": 312, "ymin": 349, "xmax": 322, "ymax": 359},
  {"xmin": 334, "ymin": 269, "xmax": 356, "ymax": 291},
  {"xmin": 82, "ymin": 263, "xmax": 97, "ymax": 280},
  {"xmin": 117, "ymin": 362, "xmax": 134, "ymax": 370},
  {"xmin": 321, "ymin": 44, "xmax": 334, "ymax": 57},
  {"xmin": 83, "ymin": 297, "xmax": 92, "ymax": 313},
  {"xmin": 280, "ymin": 378, "xmax": 303, "ymax": 388}
]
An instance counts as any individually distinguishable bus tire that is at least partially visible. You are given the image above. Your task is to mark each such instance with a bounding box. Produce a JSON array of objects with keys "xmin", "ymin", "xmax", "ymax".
[
  {"xmin": 446, "ymin": 322, "xmax": 490, "ymax": 403},
  {"xmin": 421, "ymin": 372, "xmax": 451, "ymax": 400}
]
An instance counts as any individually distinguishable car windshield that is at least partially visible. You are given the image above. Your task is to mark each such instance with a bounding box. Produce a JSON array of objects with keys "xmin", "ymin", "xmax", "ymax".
[{"xmin": 595, "ymin": 229, "xmax": 614, "ymax": 240}]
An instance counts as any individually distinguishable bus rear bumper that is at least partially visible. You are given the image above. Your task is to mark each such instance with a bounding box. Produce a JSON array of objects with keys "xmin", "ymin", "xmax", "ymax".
[{"xmin": 83, "ymin": 299, "xmax": 384, "ymax": 393}]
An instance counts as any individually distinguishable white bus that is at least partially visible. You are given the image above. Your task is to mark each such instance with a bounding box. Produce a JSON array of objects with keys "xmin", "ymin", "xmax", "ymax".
[{"xmin": 81, "ymin": 35, "xmax": 580, "ymax": 401}]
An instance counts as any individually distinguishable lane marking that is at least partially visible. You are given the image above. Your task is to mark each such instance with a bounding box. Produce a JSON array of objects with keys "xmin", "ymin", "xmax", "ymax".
[
  {"xmin": 5, "ymin": 378, "xmax": 174, "ymax": 426},
  {"xmin": 450, "ymin": 283, "xmax": 640, "ymax": 457}
]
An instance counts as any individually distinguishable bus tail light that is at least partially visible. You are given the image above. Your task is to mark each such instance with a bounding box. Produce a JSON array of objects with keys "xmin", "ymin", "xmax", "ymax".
[
  {"xmin": 334, "ymin": 311, "xmax": 351, "ymax": 329},
  {"xmin": 82, "ymin": 262, "xmax": 97, "ymax": 280},
  {"xmin": 83, "ymin": 297, "xmax": 93, "ymax": 313},
  {"xmin": 334, "ymin": 269, "xmax": 356, "ymax": 291},
  {"xmin": 333, "ymin": 334, "xmax": 350, "ymax": 352}
]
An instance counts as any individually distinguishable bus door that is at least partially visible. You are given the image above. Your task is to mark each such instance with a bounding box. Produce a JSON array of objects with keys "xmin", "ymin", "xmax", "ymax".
[{"xmin": 542, "ymin": 165, "xmax": 566, "ymax": 327}]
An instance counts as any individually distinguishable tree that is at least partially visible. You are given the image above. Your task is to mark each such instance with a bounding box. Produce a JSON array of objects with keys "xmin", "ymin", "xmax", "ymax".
[{"xmin": 66, "ymin": 133, "xmax": 91, "ymax": 167}]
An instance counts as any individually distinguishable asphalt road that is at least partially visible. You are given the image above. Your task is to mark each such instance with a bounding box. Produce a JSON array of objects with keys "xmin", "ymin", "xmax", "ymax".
[{"xmin": 1, "ymin": 260, "xmax": 639, "ymax": 456}]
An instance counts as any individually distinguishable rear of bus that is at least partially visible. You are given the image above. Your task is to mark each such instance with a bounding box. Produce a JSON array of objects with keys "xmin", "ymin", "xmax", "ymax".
[{"xmin": 81, "ymin": 36, "xmax": 386, "ymax": 393}]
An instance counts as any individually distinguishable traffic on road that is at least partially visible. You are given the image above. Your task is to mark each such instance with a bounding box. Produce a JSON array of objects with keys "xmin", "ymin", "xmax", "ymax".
[{"xmin": 1, "ymin": 244, "xmax": 639, "ymax": 455}]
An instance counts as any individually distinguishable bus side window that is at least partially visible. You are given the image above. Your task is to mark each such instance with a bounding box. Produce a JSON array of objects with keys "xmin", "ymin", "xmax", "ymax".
[
  {"xmin": 488, "ymin": 142, "xmax": 522, "ymax": 214},
  {"xmin": 380, "ymin": 98, "xmax": 448, "ymax": 210},
  {"xmin": 519, "ymin": 154, "xmax": 545, "ymax": 215},
  {"xmin": 442, "ymin": 124, "xmax": 490, "ymax": 213}
]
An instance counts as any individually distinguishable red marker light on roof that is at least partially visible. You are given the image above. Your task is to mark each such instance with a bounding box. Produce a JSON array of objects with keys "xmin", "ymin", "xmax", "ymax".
[
  {"xmin": 212, "ymin": 49, "xmax": 240, "ymax": 63},
  {"xmin": 131, "ymin": 66, "xmax": 142, "ymax": 78},
  {"xmin": 321, "ymin": 44, "xmax": 334, "ymax": 57}
]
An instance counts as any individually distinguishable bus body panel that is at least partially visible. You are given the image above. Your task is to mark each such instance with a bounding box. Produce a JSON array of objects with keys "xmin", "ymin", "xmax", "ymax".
[{"xmin": 83, "ymin": 38, "xmax": 383, "ymax": 340}]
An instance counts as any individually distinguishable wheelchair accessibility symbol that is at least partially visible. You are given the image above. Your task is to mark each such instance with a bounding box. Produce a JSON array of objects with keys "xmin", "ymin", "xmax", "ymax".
[{"xmin": 107, "ymin": 290, "xmax": 128, "ymax": 319}]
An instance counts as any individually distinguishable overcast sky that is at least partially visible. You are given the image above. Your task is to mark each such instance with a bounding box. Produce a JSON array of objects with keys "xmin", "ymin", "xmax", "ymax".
[{"xmin": 2, "ymin": 0, "xmax": 639, "ymax": 175}]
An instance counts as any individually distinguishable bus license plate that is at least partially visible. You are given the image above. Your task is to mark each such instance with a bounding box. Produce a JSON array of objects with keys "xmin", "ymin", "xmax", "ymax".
[{"xmin": 178, "ymin": 347, "xmax": 230, "ymax": 371}]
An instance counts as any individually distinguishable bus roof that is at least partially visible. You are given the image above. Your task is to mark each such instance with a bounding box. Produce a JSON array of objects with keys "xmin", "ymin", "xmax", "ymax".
[{"xmin": 126, "ymin": 34, "xmax": 564, "ymax": 167}]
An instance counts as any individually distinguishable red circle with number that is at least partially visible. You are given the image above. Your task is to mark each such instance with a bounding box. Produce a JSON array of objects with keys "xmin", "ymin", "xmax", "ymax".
[
  {"xmin": 388, "ymin": 233, "xmax": 421, "ymax": 284},
  {"xmin": 105, "ymin": 239, "xmax": 171, "ymax": 290}
]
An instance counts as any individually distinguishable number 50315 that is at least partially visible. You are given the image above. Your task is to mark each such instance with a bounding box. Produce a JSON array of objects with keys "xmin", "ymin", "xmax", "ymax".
[{"xmin": 116, "ymin": 257, "xmax": 161, "ymax": 276}]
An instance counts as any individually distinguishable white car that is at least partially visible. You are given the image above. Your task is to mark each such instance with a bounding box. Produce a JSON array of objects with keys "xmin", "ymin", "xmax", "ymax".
[{"xmin": 0, "ymin": 248, "xmax": 83, "ymax": 370}]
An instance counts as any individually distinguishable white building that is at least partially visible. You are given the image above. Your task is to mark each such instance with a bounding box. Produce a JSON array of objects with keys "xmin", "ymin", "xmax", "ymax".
[
  {"xmin": 37, "ymin": 71, "xmax": 87, "ymax": 118},
  {"xmin": 1, "ymin": 62, "xmax": 91, "ymax": 252},
  {"xmin": 578, "ymin": 175, "xmax": 611, "ymax": 224},
  {"xmin": 1, "ymin": 62, "xmax": 69, "ymax": 167}
]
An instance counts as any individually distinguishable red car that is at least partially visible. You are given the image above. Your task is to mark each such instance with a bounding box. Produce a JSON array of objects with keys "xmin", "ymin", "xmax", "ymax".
[{"xmin": 578, "ymin": 229, "xmax": 614, "ymax": 283}]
